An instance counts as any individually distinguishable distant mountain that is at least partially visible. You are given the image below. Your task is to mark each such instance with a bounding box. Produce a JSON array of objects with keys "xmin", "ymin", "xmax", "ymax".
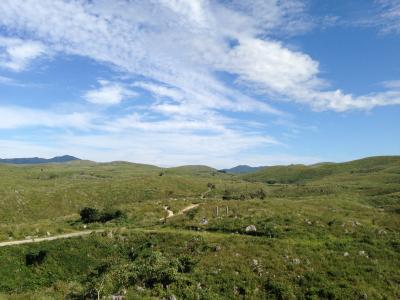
[
  {"xmin": 220, "ymin": 165, "xmax": 267, "ymax": 174},
  {"xmin": 0, "ymin": 155, "xmax": 80, "ymax": 164}
]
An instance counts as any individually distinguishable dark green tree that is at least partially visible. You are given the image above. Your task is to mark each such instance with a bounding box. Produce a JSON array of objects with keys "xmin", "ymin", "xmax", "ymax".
[{"xmin": 80, "ymin": 207, "xmax": 100, "ymax": 223}]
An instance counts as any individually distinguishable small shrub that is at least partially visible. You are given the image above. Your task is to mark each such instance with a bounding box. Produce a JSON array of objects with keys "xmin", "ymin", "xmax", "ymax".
[
  {"xmin": 178, "ymin": 255, "xmax": 197, "ymax": 273},
  {"xmin": 130, "ymin": 250, "xmax": 179, "ymax": 288},
  {"xmin": 264, "ymin": 279, "xmax": 295, "ymax": 300},
  {"xmin": 249, "ymin": 188, "xmax": 266, "ymax": 200},
  {"xmin": 26, "ymin": 250, "xmax": 47, "ymax": 266},
  {"xmin": 186, "ymin": 208, "xmax": 198, "ymax": 220},
  {"xmin": 207, "ymin": 183, "xmax": 216, "ymax": 189},
  {"xmin": 79, "ymin": 208, "xmax": 126, "ymax": 223},
  {"xmin": 222, "ymin": 189, "xmax": 243, "ymax": 200},
  {"xmin": 80, "ymin": 207, "xmax": 100, "ymax": 223},
  {"xmin": 222, "ymin": 189, "xmax": 232, "ymax": 200}
]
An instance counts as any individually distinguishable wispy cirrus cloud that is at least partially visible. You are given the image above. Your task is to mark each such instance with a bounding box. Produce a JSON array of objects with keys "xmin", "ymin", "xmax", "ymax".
[
  {"xmin": 133, "ymin": 82, "xmax": 184, "ymax": 102},
  {"xmin": 353, "ymin": 1, "xmax": 400, "ymax": 35},
  {"xmin": 2, "ymin": 0, "xmax": 397, "ymax": 114},
  {"xmin": 382, "ymin": 80, "xmax": 400, "ymax": 89},
  {"xmin": 374, "ymin": 0, "xmax": 400, "ymax": 34},
  {"xmin": 0, "ymin": 75, "xmax": 17, "ymax": 85}
]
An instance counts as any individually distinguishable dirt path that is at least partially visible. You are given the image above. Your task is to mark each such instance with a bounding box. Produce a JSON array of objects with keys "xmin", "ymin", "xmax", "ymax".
[
  {"xmin": 178, "ymin": 203, "xmax": 199, "ymax": 214},
  {"xmin": 0, "ymin": 229, "xmax": 104, "ymax": 247},
  {"xmin": 163, "ymin": 206, "xmax": 174, "ymax": 218},
  {"xmin": 1, "ymin": 203, "xmax": 201, "ymax": 247},
  {"xmin": 160, "ymin": 203, "xmax": 199, "ymax": 221},
  {"xmin": 201, "ymin": 187, "xmax": 213, "ymax": 199}
]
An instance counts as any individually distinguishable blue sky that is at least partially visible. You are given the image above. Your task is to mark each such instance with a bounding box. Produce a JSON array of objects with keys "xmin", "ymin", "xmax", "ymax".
[{"xmin": 0, "ymin": 0, "xmax": 399, "ymax": 168}]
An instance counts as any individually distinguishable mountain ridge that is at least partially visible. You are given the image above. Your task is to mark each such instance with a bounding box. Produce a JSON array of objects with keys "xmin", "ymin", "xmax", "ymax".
[
  {"xmin": 0, "ymin": 155, "xmax": 80, "ymax": 164},
  {"xmin": 220, "ymin": 164, "xmax": 267, "ymax": 174}
]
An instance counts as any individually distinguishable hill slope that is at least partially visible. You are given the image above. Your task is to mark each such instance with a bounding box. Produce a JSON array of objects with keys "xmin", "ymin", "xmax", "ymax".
[
  {"xmin": 242, "ymin": 156, "xmax": 400, "ymax": 184},
  {"xmin": 165, "ymin": 165, "xmax": 218, "ymax": 176}
]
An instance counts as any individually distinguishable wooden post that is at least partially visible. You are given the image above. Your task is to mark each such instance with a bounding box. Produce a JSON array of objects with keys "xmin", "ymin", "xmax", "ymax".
[
  {"xmin": 216, "ymin": 206, "xmax": 219, "ymax": 217},
  {"xmin": 225, "ymin": 206, "xmax": 229, "ymax": 216}
]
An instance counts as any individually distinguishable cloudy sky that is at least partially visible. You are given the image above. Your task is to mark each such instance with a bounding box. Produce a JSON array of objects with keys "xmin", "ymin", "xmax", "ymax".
[{"xmin": 0, "ymin": 0, "xmax": 399, "ymax": 168}]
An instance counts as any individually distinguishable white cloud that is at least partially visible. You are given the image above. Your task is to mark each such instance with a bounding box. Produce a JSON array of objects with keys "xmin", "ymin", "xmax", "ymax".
[
  {"xmin": 212, "ymin": 36, "xmax": 400, "ymax": 111},
  {"xmin": 0, "ymin": 36, "xmax": 46, "ymax": 71},
  {"xmin": 0, "ymin": 106, "xmax": 95, "ymax": 130},
  {"xmin": 83, "ymin": 80, "xmax": 137, "ymax": 105},
  {"xmin": 217, "ymin": 37, "xmax": 321, "ymax": 94}
]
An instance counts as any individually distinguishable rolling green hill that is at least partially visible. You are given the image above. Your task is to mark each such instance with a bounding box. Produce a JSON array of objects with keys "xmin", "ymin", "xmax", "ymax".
[
  {"xmin": 242, "ymin": 156, "xmax": 400, "ymax": 184},
  {"xmin": 164, "ymin": 165, "xmax": 218, "ymax": 176}
]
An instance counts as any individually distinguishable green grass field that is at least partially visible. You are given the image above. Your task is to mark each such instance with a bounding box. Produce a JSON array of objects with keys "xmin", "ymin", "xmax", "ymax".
[{"xmin": 0, "ymin": 156, "xmax": 399, "ymax": 299}]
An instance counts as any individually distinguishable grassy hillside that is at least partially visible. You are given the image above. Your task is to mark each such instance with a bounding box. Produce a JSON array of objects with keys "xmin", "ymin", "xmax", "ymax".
[
  {"xmin": 242, "ymin": 156, "xmax": 400, "ymax": 184},
  {"xmin": 164, "ymin": 165, "xmax": 218, "ymax": 176},
  {"xmin": 0, "ymin": 157, "xmax": 399, "ymax": 299}
]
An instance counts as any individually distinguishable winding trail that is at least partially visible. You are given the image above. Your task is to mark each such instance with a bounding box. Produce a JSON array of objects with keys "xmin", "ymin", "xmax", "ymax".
[
  {"xmin": 201, "ymin": 187, "xmax": 213, "ymax": 199},
  {"xmin": 1, "ymin": 203, "xmax": 201, "ymax": 247},
  {"xmin": 0, "ymin": 229, "xmax": 104, "ymax": 247},
  {"xmin": 160, "ymin": 203, "xmax": 200, "ymax": 221},
  {"xmin": 178, "ymin": 203, "xmax": 199, "ymax": 214},
  {"xmin": 163, "ymin": 206, "xmax": 174, "ymax": 218}
]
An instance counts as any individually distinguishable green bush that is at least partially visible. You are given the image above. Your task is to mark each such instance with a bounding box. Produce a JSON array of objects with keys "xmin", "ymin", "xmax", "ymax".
[
  {"xmin": 264, "ymin": 279, "xmax": 296, "ymax": 300},
  {"xmin": 130, "ymin": 250, "xmax": 180, "ymax": 288},
  {"xmin": 249, "ymin": 188, "xmax": 266, "ymax": 199},
  {"xmin": 79, "ymin": 207, "xmax": 126, "ymax": 224},
  {"xmin": 25, "ymin": 250, "xmax": 47, "ymax": 266},
  {"xmin": 177, "ymin": 255, "xmax": 197, "ymax": 273},
  {"xmin": 80, "ymin": 207, "xmax": 100, "ymax": 223}
]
